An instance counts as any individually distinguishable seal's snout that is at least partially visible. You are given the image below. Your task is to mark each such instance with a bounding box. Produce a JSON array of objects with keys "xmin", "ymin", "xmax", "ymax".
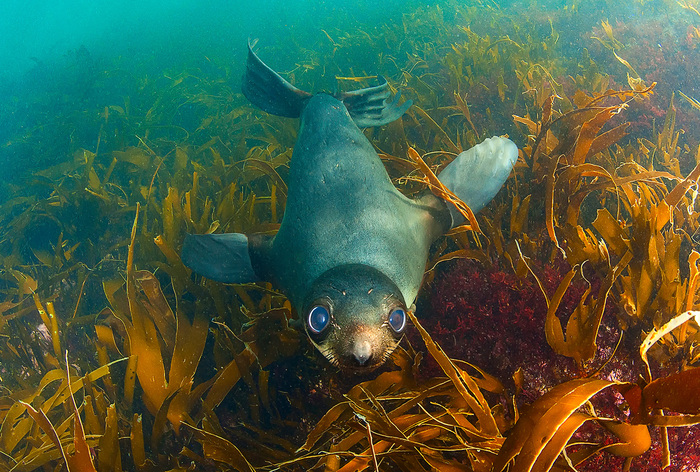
[
  {"xmin": 346, "ymin": 323, "xmax": 385, "ymax": 368},
  {"xmin": 352, "ymin": 338, "xmax": 373, "ymax": 365}
]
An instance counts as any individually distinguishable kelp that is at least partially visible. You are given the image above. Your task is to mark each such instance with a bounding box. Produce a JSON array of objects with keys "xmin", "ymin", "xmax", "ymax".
[
  {"xmin": 2, "ymin": 1, "xmax": 700, "ymax": 471},
  {"xmin": 20, "ymin": 353, "xmax": 98, "ymax": 472},
  {"xmin": 270, "ymin": 322, "xmax": 507, "ymax": 472},
  {"xmin": 3, "ymin": 352, "xmax": 120, "ymax": 471},
  {"xmin": 260, "ymin": 313, "xmax": 690, "ymax": 472}
]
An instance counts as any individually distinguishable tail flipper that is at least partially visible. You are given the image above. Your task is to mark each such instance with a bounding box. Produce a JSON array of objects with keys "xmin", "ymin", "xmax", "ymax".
[
  {"xmin": 242, "ymin": 41, "xmax": 411, "ymax": 126},
  {"xmin": 182, "ymin": 233, "xmax": 260, "ymax": 284},
  {"xmin": 242, "ymin": 41, "xmax": 312, "ymax": 118},
  {"xmin": 339, "ymin": 82, "xmax": 413, "ymax": 127},
  {"xmin": 437, "ymin": 136, "xmax": 518, "ymax": 227}
]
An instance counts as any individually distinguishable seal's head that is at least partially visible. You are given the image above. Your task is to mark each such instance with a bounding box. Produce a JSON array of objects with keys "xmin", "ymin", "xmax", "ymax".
[{"xmin": 302, "ymin": 264, "xmax": 408, "ymax": 371}]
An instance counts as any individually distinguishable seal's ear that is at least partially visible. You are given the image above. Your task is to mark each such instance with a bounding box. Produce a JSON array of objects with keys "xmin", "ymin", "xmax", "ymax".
[{"xmin": 181, "ymin": 233, "xmax": 260, "ymax": 284}]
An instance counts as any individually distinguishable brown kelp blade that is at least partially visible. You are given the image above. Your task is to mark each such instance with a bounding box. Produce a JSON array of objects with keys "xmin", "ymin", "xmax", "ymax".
[
  {"xmin": 531, "ymin": 412, "xmax": 592, "ymax": 472},
  {"xmin": 185, "ymin": 423, "xmax": 256, "ymax": 472},
  {"xmin": 491, "ymin": 378, "xmax": 616, "ymax": 472},
  {"xmin": 542, "ymin": 229, "xmax": 631, "ymax": 365},
  {"xmin": 599, "ymin": 420, "xmax": 651, "ymax": 458},
  {"xmin": 407, "ymin": 310, "xmax": 499, "ymax": 437},
  {"xmin": 642, "ymin": 367, "xmax": 700, "ymax": 416},
  {"xmin": 64, "ymin": 352, "xmax": 98, "ymax": 472},
  {"xmin": 639, "ymin": 310, "xmax": 700, "ymax": 381},
  {"xmin": 16, "ymin": 354, "xmax": 99, "ymax": 472},
  {"xmin": 121, "ymin": 203, "xmax": 169, "ymax": 415},
  {"xmin": 97, "ymin": 404, "xmax": 122, "ymax": 472},
  {"xmin": 18, "ymin": 402, "xmax": 70, "ymax": 469}
]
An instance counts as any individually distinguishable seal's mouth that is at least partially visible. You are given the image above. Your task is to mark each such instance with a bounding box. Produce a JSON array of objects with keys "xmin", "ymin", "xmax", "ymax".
[
  {"xmin": 326, "ymin": 350, "xmax": 394, "ymax": 372},
  {"xmin": 314, "ymin": 327, "xmax": 402, "ymax": 372}
]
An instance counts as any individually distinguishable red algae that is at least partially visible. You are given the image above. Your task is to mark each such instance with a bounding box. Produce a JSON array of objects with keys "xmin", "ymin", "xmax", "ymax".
[
  {"xmin": 4, "ymin": 2, "xmax": 700, "ymax": 471},
  {"xmin": 417, "ymin": 255, "xmax": 700, "ymax": 471},
  {"xmin": 417, "ymin": 257, "xmax": 585, "ymax": 391}
]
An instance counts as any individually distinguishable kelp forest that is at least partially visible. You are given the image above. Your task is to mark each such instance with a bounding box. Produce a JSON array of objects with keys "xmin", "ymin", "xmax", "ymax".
[{"xmin": 2, "ymin": 1, "xmax": 700, "ymax": 471}]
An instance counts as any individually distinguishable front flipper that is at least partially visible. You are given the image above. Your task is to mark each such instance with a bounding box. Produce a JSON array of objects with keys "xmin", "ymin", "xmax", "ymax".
[
  {"xmin": 182, "ymin": 233, "xmax": 259, "ymax": 284},
  {"xmin": 339, "ymin": 81, "xmax": 412, "ymax": 127},
  {"xmin": 437, "ymin": 136, "xmax": 518, "ymax": 226}
]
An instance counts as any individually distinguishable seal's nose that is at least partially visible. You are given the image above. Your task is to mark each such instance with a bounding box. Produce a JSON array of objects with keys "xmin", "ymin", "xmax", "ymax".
[{"xmin": 353, "ymin": 339, "xmax": 373, "ymax": 365}]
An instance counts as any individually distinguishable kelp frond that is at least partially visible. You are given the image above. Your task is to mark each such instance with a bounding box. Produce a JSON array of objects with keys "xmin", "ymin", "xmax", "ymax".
[{"xmin": 2, "ymin": 2, "xmax": 700, "ymax": 471}]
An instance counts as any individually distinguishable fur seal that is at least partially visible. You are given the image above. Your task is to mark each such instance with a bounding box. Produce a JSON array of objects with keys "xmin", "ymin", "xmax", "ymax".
[{"xmin": 182, "ymin": 42, "xmax": 518, "ymax": 371}]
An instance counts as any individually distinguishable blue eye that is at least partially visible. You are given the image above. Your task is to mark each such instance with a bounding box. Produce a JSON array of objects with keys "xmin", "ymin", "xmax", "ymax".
[
  {"xmin": 388, "ymin": 308, "xmax": 406, "ymax": 333},
  {"xmin": 307, "ymin": 305, "xmax": 330, "ymax": 334}
]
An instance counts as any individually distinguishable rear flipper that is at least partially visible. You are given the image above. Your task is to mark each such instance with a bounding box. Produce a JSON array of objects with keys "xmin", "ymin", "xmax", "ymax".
[
  {"xmin": 181, "ymin": 233, "xmax": 260, "ymax": 284},
  {"xmin": 437, "ymin": 136, "xmax": 518, "ymax": 227},
  {"xmin": 242, "ymin": 41, "xmax": 411, "ymax": 127},
  {"xmin": 242, "ymin": 41, "xmax": 312, "ymax": 118},
  {"xmin": 339, "ymin": 82, "xmax": 412, "ymax": 127}
]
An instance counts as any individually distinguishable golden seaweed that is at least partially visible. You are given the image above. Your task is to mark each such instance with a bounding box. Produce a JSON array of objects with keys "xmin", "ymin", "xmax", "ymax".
[{"xmin": 2, "ymin": 3, "xmax": 700, "ymax": 471}]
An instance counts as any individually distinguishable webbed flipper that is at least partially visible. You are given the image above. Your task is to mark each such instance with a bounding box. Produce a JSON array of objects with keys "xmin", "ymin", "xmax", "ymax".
[
  {"xmin": 242, "ymin": 41, "xmax": 312, "ymax": 118},
  {"xmin": 242, "ymin": 41, "xmax": 410, "ymax": 126},
  {"xmin": 437, "ymin": 136, "xmax": 518, "ymax": 227},
  {"xmin": 339, "ymin": 81, "xmax": 412, "ymax": 127},
  {"xmin": 182, "ymin": 233, "xmax": 260, "ymax": 283}
]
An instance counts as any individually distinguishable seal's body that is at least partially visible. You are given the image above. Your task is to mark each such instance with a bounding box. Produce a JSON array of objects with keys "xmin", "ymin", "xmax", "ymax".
[
  {"xmin": 182, "ymin": 43, "xmax": 518, "ymax": 370},
  {"xmin": 270, "ymin": 93, "xmax": 442, "ymax": 310}
]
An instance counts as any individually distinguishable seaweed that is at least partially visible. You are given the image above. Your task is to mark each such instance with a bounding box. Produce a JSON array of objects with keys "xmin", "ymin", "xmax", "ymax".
[{"xmin": 2, "ymin": 1, "xmax": 700, "ymax": 471}]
